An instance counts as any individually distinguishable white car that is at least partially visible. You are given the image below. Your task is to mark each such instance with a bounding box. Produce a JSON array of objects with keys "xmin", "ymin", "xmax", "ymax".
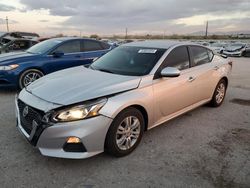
[
  {"xmin": 223, "ymin": 43, "xmax": 246, "ymax": 57},
  {"xmin": 16, "ymin": 41, "xmax": 232, "ymax": 159},
  {"xmin": 209, "ymin": 42, "xmax": 225, "ymax": 54}
]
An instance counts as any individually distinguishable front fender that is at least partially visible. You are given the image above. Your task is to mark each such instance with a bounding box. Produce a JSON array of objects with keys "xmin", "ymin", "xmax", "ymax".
[{"xmin": 99, "ymin": 86, "xmax": 154, "ymax": 127}]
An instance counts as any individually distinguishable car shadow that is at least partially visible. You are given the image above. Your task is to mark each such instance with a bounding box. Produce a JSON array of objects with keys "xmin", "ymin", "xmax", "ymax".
[{"xmin": 0, "ymin": 88, "xmax": 18, "ymax": 94}]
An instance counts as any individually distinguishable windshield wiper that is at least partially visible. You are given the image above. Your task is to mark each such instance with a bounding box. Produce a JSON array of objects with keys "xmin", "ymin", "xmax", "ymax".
[
  {"xmin": 89, "ymin": 65, "xmax": 95, "ymax": 70},
  {"xmin": 89, "ymin": 65, "xmax": 114, "ymax": 74},
  {"xmin": 97, "ymin": 68, "xmax": 114, "ymax": 74},
  {"xmin": 26, "ymin": 51, "xmax": 39, "ymax": 54}
]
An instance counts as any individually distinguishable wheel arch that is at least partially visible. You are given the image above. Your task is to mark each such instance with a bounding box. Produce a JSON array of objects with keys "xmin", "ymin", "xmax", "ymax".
[
  {"xmin": 18, "ymin": 67, "xmax": 46, "ymax": 89},
  {"xmin": 19, "ymin": 67, "xmax": 45, "ymax": 75},
  {"xmin": 221, "ymin": 76, "xmax": 228, "ymax": 89},
  {"xmin": 111, "ymin": 104, "xmax": 149, "ymax": 132}
]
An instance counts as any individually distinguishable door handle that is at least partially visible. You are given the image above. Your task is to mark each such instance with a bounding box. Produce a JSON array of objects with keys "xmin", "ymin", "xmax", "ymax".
[
  {"xmin": 213, "ymin": 66, "xmax": 219, "ymax": 70},
  {"xmin": 188, "ymin": 76, "xmax": 196, "ymax": 82}
]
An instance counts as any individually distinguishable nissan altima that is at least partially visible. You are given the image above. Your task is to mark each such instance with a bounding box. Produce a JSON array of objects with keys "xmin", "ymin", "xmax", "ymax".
[{"xmin": 16, "ymin": 41, "xmax": 232, "ymax": 159}]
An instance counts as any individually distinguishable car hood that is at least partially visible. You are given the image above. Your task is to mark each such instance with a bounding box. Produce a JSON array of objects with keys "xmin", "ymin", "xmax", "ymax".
[
  {"xmin": 224, "ymin": 46, "xmax": 243, "ymax": 51},
  {"xmin": 0, "ymin": 51, "xmax": 38, "ymax": 65},
  {"xmin": 26, "ymin": 66, "xmax": 141, "ymax": 106},
  {"xmin": 210, "ymin": 46, "xmax": 222, "ymax": 50}
]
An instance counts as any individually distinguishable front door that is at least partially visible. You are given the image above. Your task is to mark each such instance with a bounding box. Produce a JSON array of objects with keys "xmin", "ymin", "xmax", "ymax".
[
  {"xmin": 46, "ymin": 40, "xmax": 84, "ymax": 73},
  {"xmin": 152, "ymin": 46, "xmax": 197, "ymax": 125}
]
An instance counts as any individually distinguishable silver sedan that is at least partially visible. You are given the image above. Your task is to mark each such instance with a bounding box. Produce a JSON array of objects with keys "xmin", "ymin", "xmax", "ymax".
[{"xmin": 16, "ymin": 41, "xmax": 232, "ymax": 159}]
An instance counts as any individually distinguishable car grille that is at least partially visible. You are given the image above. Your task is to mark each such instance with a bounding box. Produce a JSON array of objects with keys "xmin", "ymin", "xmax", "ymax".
[{"xmin": 17, "ymin": 99, "xmax": 45, "ymax": 146}]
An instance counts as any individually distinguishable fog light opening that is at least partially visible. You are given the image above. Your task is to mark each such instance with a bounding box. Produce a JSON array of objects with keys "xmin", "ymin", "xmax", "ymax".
[
  {"xmin": 67, "ymin": 137, "xmax": 81, "ymax": 144},
  {"xmin": 63, "ymin": 137, "xmax": 87, "ymax": 153}
]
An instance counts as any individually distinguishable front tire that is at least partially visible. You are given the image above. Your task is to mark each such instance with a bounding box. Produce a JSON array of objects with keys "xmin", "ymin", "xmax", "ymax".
[
  {"xmin": 105, "ymin": 107, "xmax": 145, "ymax": 157},
  {"xmin": 19, "ymin": 69, "xmax": 44, "ymax": 89},
  {"xmin": 209, "ymin": 79, "xmax": 227, "ymax": 107}
]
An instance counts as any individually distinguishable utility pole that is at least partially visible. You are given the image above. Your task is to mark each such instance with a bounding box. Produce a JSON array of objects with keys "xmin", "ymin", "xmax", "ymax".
[
  {"xmin": 6, "ymin": 16, "xmax": 9, "ymax": 32},
  {"xmin": 125, "ymin": 28, "xmax": 128, "ymax": 40},
  {"xmin": 205, "ymin": 21, "xmax": 208, "ymax": 38}
]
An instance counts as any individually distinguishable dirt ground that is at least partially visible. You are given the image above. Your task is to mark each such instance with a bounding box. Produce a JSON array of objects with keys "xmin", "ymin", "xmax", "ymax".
[{"xmin": 0, "ymin": 57, "xmax": 249, "ymax": 188}]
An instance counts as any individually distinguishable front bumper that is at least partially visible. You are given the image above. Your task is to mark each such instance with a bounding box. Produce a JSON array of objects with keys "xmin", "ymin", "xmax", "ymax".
[
  {"xmin": 223, "ymin": 51, "xmax": 242, "ymax": 57},
  {"xmin": 0, "ymin": 70, "xmax": 19, "ymax": 88},
  {"xmin": 15, "ymin": 96, "xmax": 113, "ymax": 159}
]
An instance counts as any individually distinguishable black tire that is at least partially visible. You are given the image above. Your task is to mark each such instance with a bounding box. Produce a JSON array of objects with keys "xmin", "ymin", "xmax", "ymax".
[
  {"xmin": 19, "ymin": 69, "xmax": 44, "ymax": 89},
  {"xmin": 242, "ymin": 51, "xmax": 246, "ymax": 57},
  {"xmin": 105, "ymin": 107, "xmax": 145, "ymax": 157},
  {"xmin": 209, "ymin": 79, "xmax": 227, "ymax": 107}
]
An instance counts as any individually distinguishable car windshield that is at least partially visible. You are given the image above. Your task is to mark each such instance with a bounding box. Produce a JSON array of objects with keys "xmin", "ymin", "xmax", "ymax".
[
  {"xmin": 27, "ymin": 39, "xmax": 63, "ymax": 54},
  {"xmin": 0, "ymin": 32, "xmax": 6, "ymax": 38},
  {"xmin": 90, "ymin": 46, "xmax": 166, "ymax": 76},
  {"xmin": 211, "ymin": 43, "xmax": 225, "ymax": 47},
  {"xmin": 230, "ymin": 43, "xmax": 244, "ymax": 47}
]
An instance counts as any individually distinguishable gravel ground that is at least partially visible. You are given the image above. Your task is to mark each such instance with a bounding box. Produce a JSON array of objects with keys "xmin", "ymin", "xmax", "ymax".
[{"xmin": 0, "ymin": 57, "xmax": 249, "ymax": 188}]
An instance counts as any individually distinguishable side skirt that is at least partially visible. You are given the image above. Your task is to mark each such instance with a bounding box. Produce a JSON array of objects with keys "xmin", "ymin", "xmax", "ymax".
[{"xmin": 148, "ymin": 99, "xmax": 211, "ymax": 130}]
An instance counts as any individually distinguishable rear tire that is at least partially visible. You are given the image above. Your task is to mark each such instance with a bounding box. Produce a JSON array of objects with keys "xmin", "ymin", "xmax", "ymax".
[
  {"xmin": 209, "ymin": 79, "xmax": 227, "ymax": 107},
  {"xmin": 105, "ymin": 107, "xmax": 145, "ymax": 157},
  {"xmin": 242, "ymin": 51, "xmax": 246, "ymax": 57},
  {"xmin": 19, "ymin": 69, "xmax": 44, "ymax": 89}
]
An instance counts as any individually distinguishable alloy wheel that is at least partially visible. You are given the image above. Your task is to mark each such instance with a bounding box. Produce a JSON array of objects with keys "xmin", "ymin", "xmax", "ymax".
[
  {"xmin": 116, "ymin": 116, "xmax": 141, "ymax": 150},
  {"xmin": 23, "ymin": 72, "xmax": 43, "ymax": 87},
  {"xmin": 215, "ymin": 83, "xmax": 225, "ymax": 104}
]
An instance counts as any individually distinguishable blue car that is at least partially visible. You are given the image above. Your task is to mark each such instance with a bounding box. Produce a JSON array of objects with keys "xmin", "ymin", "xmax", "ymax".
[{"xmin": 0, "ymin": 37, "xmax": 111, "ymax": 89}]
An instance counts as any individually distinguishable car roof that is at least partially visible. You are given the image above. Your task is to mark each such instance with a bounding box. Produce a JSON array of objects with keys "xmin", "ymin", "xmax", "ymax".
[
  {"xmin": 3, "ymin": 36, "xmax": 37, "ymax": 42},
  {"xmin": 49, "ymin": 37, "xmax": 101, "ymax": 42},
  {"xmin": 0, "ymin": 32, "xmax": 7, "ymax": 36},
  {"xmin": 2, "ymin": 36, "xmax": 16, "ymax": 40},
  {"xmin": 123, "ymin": 40, "xmax": 183, "ymax": 49},
  {"xmin": 9, "ymin": 31, "xmax": 39, "ymax": 36}
]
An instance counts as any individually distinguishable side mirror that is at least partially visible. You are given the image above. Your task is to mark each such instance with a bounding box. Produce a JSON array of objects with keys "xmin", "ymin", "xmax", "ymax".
[
  {"xmin": 160, "ymin": 67, "xmax": 181, "ymax": 77},
  {"xmin": 53, "ymin": 51, "xmax": 64, "ymax": 58},
  {"xmin": 220, "ymin": 54, "xmax": 227, "ymax": 59}
]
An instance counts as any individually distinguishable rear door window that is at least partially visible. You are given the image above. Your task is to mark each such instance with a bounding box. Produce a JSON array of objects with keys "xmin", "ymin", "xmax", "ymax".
[
  {"xmin": 190, "ymin": 46, "xmax": 213, "ymax": 66},
  {"xmin": 54, "ymin": 40, "xmax": 81, "ymax": 54},
  {"xmin": 207, "ymin": 49, "xmax": 214, "ymax": 61},
  {"xmin": 100, "ymin": 42, "xmax": 111, "ymax": 49},
  {"xmin": 82, "ymin": 40, "xmax": 104, "ymax": 52}
]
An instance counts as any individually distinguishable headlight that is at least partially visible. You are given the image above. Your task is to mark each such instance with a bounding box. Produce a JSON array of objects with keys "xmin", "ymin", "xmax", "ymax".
[
  {"xmin": 52, "ymin": 98, "xmax": 107, "ymax": 122},
  {"xmin": 0, "ymin": 64, "xmax": 19, "ymax": 70}
]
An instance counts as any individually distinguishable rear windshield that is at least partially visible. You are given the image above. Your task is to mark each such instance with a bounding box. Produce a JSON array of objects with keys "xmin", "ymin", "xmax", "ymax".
[{"xmin": 90, "ymin": 46, "xmax": 166, "ymax": 76}]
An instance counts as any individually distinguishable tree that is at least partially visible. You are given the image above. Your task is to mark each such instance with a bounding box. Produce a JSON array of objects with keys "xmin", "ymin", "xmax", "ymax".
[{"xmin": 90, "ymin": 34, "xmax": 99, "ymax": 39}]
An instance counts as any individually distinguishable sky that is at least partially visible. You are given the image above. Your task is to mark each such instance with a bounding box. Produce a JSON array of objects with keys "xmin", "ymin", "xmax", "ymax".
[{"xmin": 0, "ymin": 0, "xmax": 249, "ymax": 37}]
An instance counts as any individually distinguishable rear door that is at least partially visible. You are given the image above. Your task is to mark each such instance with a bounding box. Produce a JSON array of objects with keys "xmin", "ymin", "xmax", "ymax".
[
  {"xmin": 80, "ymin": 40, "xmax": 110, "ymax": 66},
  {"xmin": 188, "ymin": 45, "xmax": 218, "ymax": 101}
]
